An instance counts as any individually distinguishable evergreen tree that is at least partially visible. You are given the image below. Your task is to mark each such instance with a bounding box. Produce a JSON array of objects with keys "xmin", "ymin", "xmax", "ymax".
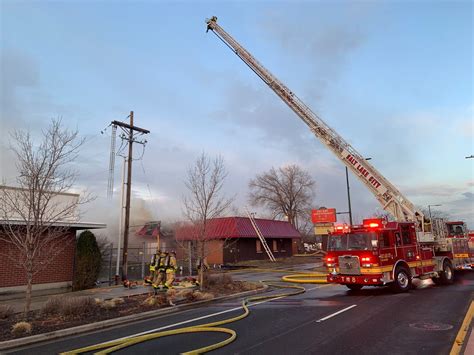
[{"xmin": 74, "ymin": 230, "xmax": 102, "ymax": 290}]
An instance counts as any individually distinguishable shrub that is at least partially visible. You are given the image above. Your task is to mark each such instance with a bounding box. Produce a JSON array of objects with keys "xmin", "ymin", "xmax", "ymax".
[
  {"xmin": 60, "ymin": 297, "xmax": 97, "ymax": 319},
  {"xmin": 41, "ymin": 297, "xmax": 63, "ymax": 316},
  {"xmin": 204, "ymin": 273, "xmax": 234, "ymax": 291},
  {"xmin": 173, "ymin": 289, "xmax": 194, "ymax": 302},
  {"xmin": 101, "ymin": 300, "xmax": 116, "ymax": 310},
  {"xmin": 110, "ymin": 297, "xmax": 125, "ymax": 305},
  {"xmin": 241, "ymin": 281, "xmax": 258, "ymax": 291},
  {"xmin": 142, "ymin": 295, "xmax": 167, "ymax": 307},
  {"xmin": 94, "ymin": 298, "xmax": 104, "ymax": 306},
  {"xmin": 0, "ymin": 304, "xmax": 14, "ymax": 319},
  {"xmin": 193, "ymin": 291, "xmax": 214, "ymax": 301},
  {"xmin": 220, "ymin": 273, "xmax": 233, "ymax": 284},
  {"xmin": 166, "ymin": 289, "xmax": 178, "ymax": 300},
  {"xmin": 73, "ymin": 230, "xmax": 102, "ymax": 290},
  {"xmin": 11, "ymin": 322, "xmax": 32, "ymax": 337}
]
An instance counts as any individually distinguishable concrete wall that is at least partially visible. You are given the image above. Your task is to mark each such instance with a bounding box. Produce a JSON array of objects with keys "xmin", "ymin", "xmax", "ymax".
[{"xmin": 0, "ymin": 186, "xmax": 79, "ymax": 222}]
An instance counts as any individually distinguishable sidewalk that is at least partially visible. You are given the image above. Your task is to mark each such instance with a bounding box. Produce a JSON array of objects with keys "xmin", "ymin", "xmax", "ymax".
[
  {"xmin": 0, "ymin": 283, "xmax": 154, "ymax": 313},
  {"xmin": 1, "ymin": 258, "xmax": 322, "ymax": 314}
]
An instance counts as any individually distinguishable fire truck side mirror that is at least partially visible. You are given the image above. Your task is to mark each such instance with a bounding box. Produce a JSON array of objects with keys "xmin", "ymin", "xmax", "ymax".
[{"xmin": 371, "ymin": 240, "xmax": 378, "ymax": 248}]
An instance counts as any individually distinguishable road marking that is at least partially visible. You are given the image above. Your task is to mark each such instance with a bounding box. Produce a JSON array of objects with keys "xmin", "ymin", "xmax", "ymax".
[
  {"xmin": 450, "ymin": 301, "xmax": 474, "ymax": 355},
  {"xmin": 85, "ymin": 284, "xmax": 331, "ymax": 348},
  {"xmin": 316, "ymin": 304, "xmax": 357, "ymax": 323}
]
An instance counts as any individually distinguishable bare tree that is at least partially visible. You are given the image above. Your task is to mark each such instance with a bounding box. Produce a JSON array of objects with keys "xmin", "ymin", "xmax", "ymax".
[
  {"xmin": 183, "ymin": 153, "xmax": 233, "ymax": 289},
  {"xmin": 373, "ymin": 209, "xmax": 396, "ymax": 222},
  {"xmin": 0, "ymin": 119, "xmax": 89, "ymax": 315},
  {"xmin": 249, "ymin": 164, "xmax": 316, "ymax": 231},
  {"xmin": 418, "ymin": 206, "xmax": 450, "ymax": 221}
]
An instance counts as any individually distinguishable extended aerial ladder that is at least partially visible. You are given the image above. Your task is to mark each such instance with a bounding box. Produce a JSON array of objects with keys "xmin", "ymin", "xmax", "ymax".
[{"xmin": 206, "ymin": 16, "xmax": 427, "ymax": 232}]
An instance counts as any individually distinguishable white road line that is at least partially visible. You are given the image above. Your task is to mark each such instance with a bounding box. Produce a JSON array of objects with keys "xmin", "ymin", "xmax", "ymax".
[
  {"xmin": 88, "ymin": 284, "xmax": 329, "ymax": 347},
  {"xmin": 316, "ymin": 304, "xmax": 357, "ymax": 323}
]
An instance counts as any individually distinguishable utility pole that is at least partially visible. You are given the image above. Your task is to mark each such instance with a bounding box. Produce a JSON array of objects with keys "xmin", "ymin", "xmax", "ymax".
[
  {"xmin": 112, "ymin": 112, "xmax": 149, "ymax": 280},
  {"xmin": 115, "ymin": 157, "xmax": 126, "ymax": 284},
  {"xmin": 340, "ymin": 157, "xmax": 372, "ymax": 225},
  {"xmin": 345, "ymin": 166, "xmax": 353, "ymax": 226}
]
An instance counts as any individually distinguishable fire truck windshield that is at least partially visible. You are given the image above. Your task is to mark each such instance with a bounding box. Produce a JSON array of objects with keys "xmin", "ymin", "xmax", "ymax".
[{"xmin": 328, "ymin": 233, "xmax": 376, "ymax": 251}]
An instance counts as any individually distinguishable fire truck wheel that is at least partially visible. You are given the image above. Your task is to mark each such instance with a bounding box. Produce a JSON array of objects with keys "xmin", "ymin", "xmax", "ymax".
[
  {"xmin": 438, "ymin": 260, "xmax": 454, "ymax": 285},
  {"xmin": 391, "ymin": 266, "xmax": 412, "ymax": 293},
  {"xmin": 345, "ymin": 284, "xmax": 363, "ymax": 291}
]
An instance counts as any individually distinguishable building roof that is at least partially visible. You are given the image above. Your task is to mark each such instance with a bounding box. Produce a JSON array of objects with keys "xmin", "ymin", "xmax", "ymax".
[
  {"xmin": 0, "ymin": 220, "xmax": 106, "ymax": 230},
  {"xmin": 175, "ymin": 217, "xmax": 301, "ymax": 241},
  {"xmin": 136, "ymin": 221, "xmax": 161, "ymax": 237}
]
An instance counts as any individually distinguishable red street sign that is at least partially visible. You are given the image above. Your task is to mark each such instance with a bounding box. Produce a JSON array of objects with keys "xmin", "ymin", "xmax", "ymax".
[{"xmin": 312, "ymin": 208, "xmax": 336, "ymax": 223}]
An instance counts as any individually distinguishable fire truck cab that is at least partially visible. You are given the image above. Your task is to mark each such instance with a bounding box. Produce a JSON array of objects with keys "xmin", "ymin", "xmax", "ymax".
[{"xmin": 325, "ymin": 218, "xmax": 472, "ymax": 292}]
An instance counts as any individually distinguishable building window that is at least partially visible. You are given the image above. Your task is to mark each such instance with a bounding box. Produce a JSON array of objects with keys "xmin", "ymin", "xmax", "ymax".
[
  {"xmin": 256, "ymin": 240, "xmax": 262, "ymax": 253},
  {"xmin": 272, "ymin": 240, "xmax": 278, "ymax": 252},
  {"xmin": 280, "ymin": 239, "xmax": 286, "ymax": 252}
]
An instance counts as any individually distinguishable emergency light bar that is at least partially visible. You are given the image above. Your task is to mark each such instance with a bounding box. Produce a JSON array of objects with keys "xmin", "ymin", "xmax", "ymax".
[
  {"xmin": 334, "ymin": 224, "xmax": 351, "ymax": 233},
  {"xmin": 363, "ymin": 218, "xmax": 384, "ymax": 229}
]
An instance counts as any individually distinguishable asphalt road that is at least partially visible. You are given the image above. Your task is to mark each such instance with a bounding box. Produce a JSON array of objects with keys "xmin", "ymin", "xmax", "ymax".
[{"xmin": 8, "ymin": 266, "xmax": 474, "ymax": 355}]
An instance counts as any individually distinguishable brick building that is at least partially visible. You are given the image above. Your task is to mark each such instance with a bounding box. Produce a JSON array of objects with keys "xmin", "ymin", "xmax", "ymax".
[
  {"xmin": 0, "ymin": 221, "xmax": 105, "ymax": 292},
  {"xmin": 175, "ymin": 217, "xmax": 301, "ymax": 265},
  {"xmin": 0, "ymin": 187, "xmax": 105, "ymax": 293}
]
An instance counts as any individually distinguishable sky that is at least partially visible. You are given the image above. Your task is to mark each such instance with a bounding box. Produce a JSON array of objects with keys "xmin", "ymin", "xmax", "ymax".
[{"xmin": 1, "ymin": 0, "xmax": 473, "ymax": 235}]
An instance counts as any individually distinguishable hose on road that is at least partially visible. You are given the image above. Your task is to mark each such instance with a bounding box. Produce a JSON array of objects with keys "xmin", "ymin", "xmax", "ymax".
[{"xmin": 61, "ymin": 270, "xmax": 327, "ymax": 355}]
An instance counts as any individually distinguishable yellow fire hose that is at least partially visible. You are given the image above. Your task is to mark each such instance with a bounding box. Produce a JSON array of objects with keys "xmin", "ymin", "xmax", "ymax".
[
  {"xmin": 229, "ymin": 267, "xmax": 328, "ymax": 284},
  {"xmin": 61, "ymin": 270, "xmax": 327, "ymax": 355},
  {"xmin": 281, "ymin": 273, "xmax": 327, "ymax": 283}
]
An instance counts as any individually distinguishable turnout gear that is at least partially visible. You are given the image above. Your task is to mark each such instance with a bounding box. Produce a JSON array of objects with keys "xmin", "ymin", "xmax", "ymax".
[
  {"xmin": 145, "ymin": 253, "xmax": 158, "ymax": 284},
  {"xmin": 165, "ymin": 251, "xmax": 177, "ymax": 289},
  {"xmin": 149, "ymin": 254, "xmax": 157, "ymax": 272},
  {"xmin": 152, "ymin": 251, "xmax": 167, "ymax": 290}
]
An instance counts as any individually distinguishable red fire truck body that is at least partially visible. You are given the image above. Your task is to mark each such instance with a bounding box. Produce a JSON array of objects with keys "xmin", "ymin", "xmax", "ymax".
[{"xmin": 325, "ymin": 219, "xmax": 473, "ymax": 292}]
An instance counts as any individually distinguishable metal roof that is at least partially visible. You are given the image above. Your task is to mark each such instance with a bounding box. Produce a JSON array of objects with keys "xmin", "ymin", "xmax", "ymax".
[
  {"xmin": 136, "ymin": 221, "xmax": 161, "ymax": 237},
  {"xmin": 175, "ymin": 217, "xmax": 301, "ymax": 241}
]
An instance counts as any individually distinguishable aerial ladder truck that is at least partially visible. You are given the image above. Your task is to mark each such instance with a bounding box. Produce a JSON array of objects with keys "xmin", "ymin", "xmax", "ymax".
[{"xmin": 205, "ymin": 16, "xmax": 472, "ymax": 292}]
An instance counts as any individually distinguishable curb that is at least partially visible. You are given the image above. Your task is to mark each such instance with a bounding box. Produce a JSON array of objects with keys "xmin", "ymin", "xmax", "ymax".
[{"xmin": 0, "ymin": 285, "xmax": 269, "ymax": 351}]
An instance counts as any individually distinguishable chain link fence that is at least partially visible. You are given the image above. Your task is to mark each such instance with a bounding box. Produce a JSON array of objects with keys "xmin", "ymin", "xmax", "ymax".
[{"xmin": 97, "ymin": 243, "xmax": 192, "ymax": 285}]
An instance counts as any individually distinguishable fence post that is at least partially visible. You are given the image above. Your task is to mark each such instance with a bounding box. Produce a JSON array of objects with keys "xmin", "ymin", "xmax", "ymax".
[
  {"xmin": 141, "ymin": 242, "xmax": 146, "ymax": 279},
  {"xmin": 108, "ymin": 243, "xmax": 113, "ymax": 285},
  {"xmin": 188, "ymin": 241, "xmax": 193, "ymax": 276}
]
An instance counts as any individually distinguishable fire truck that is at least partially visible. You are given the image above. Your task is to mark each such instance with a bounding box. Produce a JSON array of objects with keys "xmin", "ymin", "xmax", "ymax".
[
  {"xmin": 326, "ymin": 218, "xmax": 472, "ymax": 292},
  {"xmin": 205, "ymin": 17, "xmax": 473, "ymax": 292}
]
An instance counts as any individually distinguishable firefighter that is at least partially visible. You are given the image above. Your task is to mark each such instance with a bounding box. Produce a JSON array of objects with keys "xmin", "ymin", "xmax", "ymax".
[
  {"xmin": 195, "ymin": 257, "xmax": 209, "ymax": 287},
  {"xmin": 152, "ymin": 250, "xmax": 167, "ymax": 290},
  {"xmin": 164, "ymin": 251, "xmax": 177, "ymax": 289},
  {"xmin": 145, "ymin": 253, "xmax": 158, "ymax": 285}
]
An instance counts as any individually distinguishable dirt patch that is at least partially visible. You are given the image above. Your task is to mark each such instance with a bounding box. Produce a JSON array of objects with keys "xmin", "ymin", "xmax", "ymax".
[{"xmin": 0, "ymin": 280, "xmax": 261, "ymax": 342}]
